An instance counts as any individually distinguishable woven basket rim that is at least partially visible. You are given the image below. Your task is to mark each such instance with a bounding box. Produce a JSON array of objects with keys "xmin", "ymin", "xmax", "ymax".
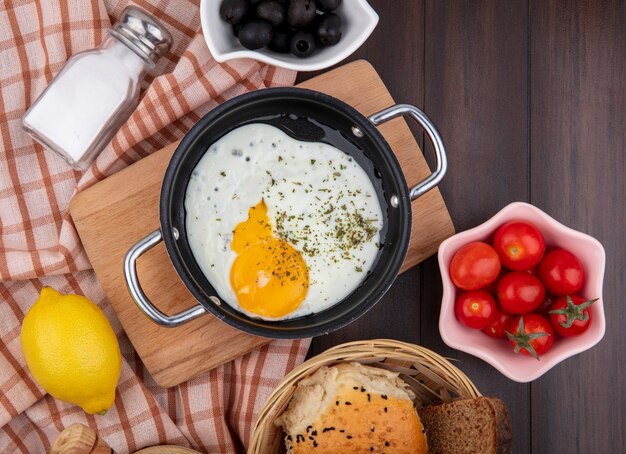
[{"xmin": 248, "ymin": 339, "xmax": 481, "ymax": 454}]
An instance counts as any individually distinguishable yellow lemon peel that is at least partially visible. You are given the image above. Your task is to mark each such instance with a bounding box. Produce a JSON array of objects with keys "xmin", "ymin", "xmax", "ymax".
[{"xmin": 20, "ymin": 287, "xmax": 121, "ymax": 415}]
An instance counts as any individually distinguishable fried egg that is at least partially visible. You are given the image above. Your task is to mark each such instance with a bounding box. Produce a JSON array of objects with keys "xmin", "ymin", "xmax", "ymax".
[
  {"xmin": 185, "ymin": 123, "xmax": 383, "ymax": 320},
  {"xmin": 230, "ymin": 200, "xmax": 309, "ymax": 318}
]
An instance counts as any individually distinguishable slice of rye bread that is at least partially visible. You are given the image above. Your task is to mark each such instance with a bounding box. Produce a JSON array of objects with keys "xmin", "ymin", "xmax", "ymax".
[{"xmin": 417, "ymin": 397, "xmax": 512, "ymax": 454}]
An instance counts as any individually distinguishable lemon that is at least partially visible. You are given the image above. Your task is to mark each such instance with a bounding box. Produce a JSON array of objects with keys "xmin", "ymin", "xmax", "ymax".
[{"xmin": 20, "ymin": 287, "xmax": 122, "ymax": 415}]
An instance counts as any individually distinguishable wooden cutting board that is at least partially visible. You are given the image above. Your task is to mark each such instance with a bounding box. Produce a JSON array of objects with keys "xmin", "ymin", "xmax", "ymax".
[{"xmin": 69, "ymin": 60, "xmax": 454, "ymax": 388}]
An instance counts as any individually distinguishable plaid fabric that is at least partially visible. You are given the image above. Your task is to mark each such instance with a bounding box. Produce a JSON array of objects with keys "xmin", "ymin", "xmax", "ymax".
[{"xmin": 0, "ymin": 0, "xmax": 310, "ymax": 452}]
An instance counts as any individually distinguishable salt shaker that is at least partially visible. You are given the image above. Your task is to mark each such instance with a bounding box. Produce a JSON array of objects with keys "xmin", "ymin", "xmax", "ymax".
[{"xmin": 22, "ymin": 7, "xmax": 172, "ymax": 171}]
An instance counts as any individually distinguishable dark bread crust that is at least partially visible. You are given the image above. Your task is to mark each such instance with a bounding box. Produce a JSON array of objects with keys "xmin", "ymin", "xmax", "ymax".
[
  {"xmin": 488, "ymin": 397, "xmax": 512, "ymax": 454},
  {"xmin": 417, "ymin": 396, "xmax": 512, "ymax": 454}
]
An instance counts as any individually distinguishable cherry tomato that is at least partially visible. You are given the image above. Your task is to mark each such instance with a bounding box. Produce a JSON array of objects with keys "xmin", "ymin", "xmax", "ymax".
[
  {"xmin": 450, "ymin": 242, "xmax": 501, "ymax": 290},
  {"xmin": 549, "ymin": 295, "xmax": 598, "ymax": 337},
  {"xmin": 455, "ymin": 290, "xmax": 497, "ymax": 329},
  {"xmin": 497, "ymin": 272, "xmax": 545, "ymax": 314},
  {"xmin": 493, "ymin": 220, "xmax": 545, "ymax": 271},
  {"xmin": 537, "ymin": 249, "xmax": 585, "ymax": 295},
  {"xmin": 482, "ymin": 269, "xmax": 506, "ymax": 294},
  {"xmin": 506, "ymin": 314, "xmax": 555, "ymax": 359},
  {"xmin": 535, "ymin": 293, "xmax": 557, "ymax": 316},
  {"xmin": 482, "ymin": 306, "xmax": 514, "ymax": 339}
]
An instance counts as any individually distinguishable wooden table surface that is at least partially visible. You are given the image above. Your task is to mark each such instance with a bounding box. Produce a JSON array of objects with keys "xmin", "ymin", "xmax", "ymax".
[{"xmin": 299, "ymin": 1, "xmax": 625, "ymax": 452}]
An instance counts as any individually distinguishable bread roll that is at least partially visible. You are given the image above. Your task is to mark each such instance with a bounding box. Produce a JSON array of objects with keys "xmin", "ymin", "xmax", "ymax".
[{"xmin": 275, "ymin": 362, "xmax": 428, "ymax": 453}]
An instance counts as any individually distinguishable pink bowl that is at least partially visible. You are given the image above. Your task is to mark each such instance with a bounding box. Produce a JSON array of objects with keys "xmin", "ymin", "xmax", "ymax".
[{"xmin": 438, "ymin": 202, "xmax": 606, "ymax": 382}]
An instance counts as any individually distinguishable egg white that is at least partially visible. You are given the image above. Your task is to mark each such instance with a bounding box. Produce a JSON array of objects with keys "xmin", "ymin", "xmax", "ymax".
[{"xmin": 184, "ymin": 123, "xmax": 383, "ymax": 320}]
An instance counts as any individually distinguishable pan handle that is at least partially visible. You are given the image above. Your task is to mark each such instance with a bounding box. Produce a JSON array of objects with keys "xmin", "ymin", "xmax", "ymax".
[
  {"xmin": 123, "ymin": 229, "xmax": 207, "ymax": 327},
  {"xmin": 369, "ymin": 104, "xmax": 447, "ymax": 200}
]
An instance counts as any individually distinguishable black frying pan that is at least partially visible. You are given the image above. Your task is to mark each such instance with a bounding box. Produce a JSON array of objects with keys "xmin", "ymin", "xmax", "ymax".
[{"xmin": 124, "ymin": 88, "xmax": 447, "ymax": 338}]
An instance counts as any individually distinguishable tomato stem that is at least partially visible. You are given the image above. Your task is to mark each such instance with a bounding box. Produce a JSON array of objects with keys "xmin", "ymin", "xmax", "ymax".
[
  {"xmin": 505, "ymin": 316, "xmax": 550, "ymax": 360},
  {"xmin": 549, "ymin": 296, "xmax": 598, "ymax": 329}
]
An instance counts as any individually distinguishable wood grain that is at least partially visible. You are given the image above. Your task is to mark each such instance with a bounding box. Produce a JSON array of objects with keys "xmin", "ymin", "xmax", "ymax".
[
  {"xmin": 419, "ymin": 3, "xmax": 532, "ymax": 452},
  {"xmin": 51, "ymin": 423, "xmax": 113, "ymax": 454},
  {"xmin": 69, "ymin": 60, "xmax": 454, "ymax": 388},
  {"xmin": 134, "ymin": 447, "xmax": 201, "ymax": 454},
  {"xmin": 51, "ymin": 423, "xmax": 202, "ymax": 454},
  {"xmin": 422, "ymin": 2, "xmax": 532, "ymax": 454},
  {"xmin": 529, "ymin": 1, "xmax": 626, "ymax": 452}
]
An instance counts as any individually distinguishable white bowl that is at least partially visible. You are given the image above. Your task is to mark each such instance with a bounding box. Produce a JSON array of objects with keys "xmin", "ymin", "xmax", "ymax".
[{"xmin": 200, "ymin": 0, "xmax": 379, "ymax": 71}]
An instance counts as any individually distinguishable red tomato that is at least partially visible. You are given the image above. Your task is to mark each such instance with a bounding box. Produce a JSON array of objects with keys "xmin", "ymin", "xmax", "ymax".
[
  {"xmin": 455, "ymin": 290, "xmax": 497, "ymax": 329},
  {"xmin": 482, "ymin": 306, "xmax": 514, "ymax": 339},
  {"xmin": 497, "ymin": 272, "xmax": 545, "ymax": 314},
  {"xmin": 506, "ymin": 314, "xmax": 555, "ymax": 359},
  {"xmin": 482, "ymin": 269, "xmax": 506, "ymax": 294},
  {"xmin": 549, "ymin": 295, "xmax": 598, "ymax": 337},
  {"xmin": 493, "ymin": 220, "xmax": 546, "ymax": 271},
  {"xmin": 535, "ymin": 293, "xmax": 557, "ymax": 316},
  {"xmin": 537, "ymin": 249, "xmax": 584, "ymax": 295},
  {"xmin": 450, "ymin": 242, "xmax": 501, "ymax": 290}
]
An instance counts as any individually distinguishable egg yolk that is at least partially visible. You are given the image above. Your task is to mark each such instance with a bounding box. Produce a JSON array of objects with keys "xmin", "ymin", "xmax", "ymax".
[{"xmin": 230, "ymin": 200, "xmax": 309, "ymax": 318}]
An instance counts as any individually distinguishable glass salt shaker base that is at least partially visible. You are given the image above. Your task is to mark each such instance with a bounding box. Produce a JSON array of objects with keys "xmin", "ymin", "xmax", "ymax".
[{"xmin": 21, "ymin": 122, "xmax": 92, "ymax": 171}]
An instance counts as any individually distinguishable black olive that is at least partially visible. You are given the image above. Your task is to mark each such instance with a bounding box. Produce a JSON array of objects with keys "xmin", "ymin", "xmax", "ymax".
[
  {"xmin": 287, "ymin": 0, "xmax": 317, "ymax": 28},
  {"xmin": 290, "ymin": 31, "xmax": 316, "ymax": 57},
  {"xmin": 269, "ymin": 27, "xmax": 293, "ymax": 53},
  {"xmin": 314, "ymin": 12, "xmax": 341, "ymax": 46},
  {"xmin": 256, "ymin": 0, "xmax": 285, "ymax": 26},
  {"xmin": 314, "ymin": 0, "xmax": 341, "ymax": 12},
  {"xmin": 232, "ymin": 23, "xmax": 244, "ymax": 37},
  {"xmin": 219, "ymin": 0, "xmax": 249, "ymax": 25},
  {"xmin": 238, "ymin": 20, "xmax": 274, "ymax": 50}
]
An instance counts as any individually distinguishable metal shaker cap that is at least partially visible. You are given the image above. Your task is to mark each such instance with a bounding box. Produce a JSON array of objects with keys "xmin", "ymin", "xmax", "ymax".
[{"xmin": 109, "ymin": 6, "xmax": 173, "ymax": 66}]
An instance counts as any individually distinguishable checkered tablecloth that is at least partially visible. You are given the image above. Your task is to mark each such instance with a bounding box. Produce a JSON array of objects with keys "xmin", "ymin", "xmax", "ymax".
[{"xmin": 0, "ymin": 1, "xmax": 310, "ymax": 451}]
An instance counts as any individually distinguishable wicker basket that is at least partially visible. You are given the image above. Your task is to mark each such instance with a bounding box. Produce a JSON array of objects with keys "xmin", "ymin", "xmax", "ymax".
[{"xmin": 248, "ymin": 339, "xmax": 481, "ymax": 454}]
